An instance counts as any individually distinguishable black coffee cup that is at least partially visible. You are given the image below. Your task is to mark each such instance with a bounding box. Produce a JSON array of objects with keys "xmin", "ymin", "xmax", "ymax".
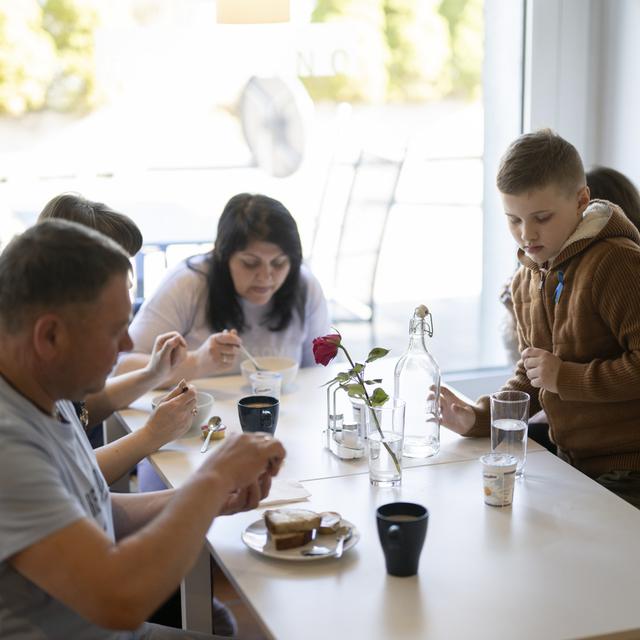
[
  {"xmin": 376, "ymin": 502, "xmax": 428, "ymax": 577},
  {"xmin": 238, "ymin": 395, "xmax": 279, "ymax": 435}
]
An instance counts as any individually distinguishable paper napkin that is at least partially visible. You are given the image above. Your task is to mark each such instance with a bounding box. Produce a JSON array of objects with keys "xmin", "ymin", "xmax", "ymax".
[{"xmin": 259, "ymin": 478, "xmax": 310, "ymax": 507}]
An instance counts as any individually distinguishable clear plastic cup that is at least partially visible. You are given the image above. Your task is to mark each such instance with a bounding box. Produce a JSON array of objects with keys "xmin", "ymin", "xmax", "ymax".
[
  {"xmin": 249, "ymin": 371, "xmax": 283, "ymax": 400},
  {"xmin": 480, "ymin": 453, "xmax": 518, "ymax": 507}
]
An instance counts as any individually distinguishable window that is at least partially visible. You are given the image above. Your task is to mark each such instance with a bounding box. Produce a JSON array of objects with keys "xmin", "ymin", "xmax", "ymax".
[{"xmin": 0, "ymin": 0, "xmax": 525, "ymax": 373}]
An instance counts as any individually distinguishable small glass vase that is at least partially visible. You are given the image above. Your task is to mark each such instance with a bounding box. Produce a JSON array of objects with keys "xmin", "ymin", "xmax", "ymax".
[
  {"xmin": 324, "ymin": 381, "xmax": 365, "ymax": 459},
  {"xmin": 365, "ymin": 398, "xmax": 406, "ymax": 487}
]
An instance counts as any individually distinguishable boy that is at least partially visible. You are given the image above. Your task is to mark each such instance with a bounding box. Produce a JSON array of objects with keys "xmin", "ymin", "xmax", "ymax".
[{"xmin": 441, "ymin": 129, "xmax": 640, "ymax": 507}]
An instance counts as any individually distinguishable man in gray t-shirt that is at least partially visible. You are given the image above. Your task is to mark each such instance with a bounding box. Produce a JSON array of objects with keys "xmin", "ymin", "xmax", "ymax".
[{"xmin": 0, "ymin": 221, "xmax": 286, "ymax": 639}]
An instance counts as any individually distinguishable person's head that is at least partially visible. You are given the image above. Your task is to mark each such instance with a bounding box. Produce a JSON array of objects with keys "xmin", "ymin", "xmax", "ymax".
[
  {"xmin": 38, "ymin": 193, "xmax": 143, "ymax": 257},
  {"xmin": 0, "ymin": 220, "xmax": 133, "ymax": 402},
  {"xmin": 199, "ymin": 193, "xmax": 305, "ymax": 333},
  {"xmin": 496, "ymin": 129, "xmax": 590, "ymax": 265},
  {"xmin": 586, "ymin": 166, "xmax": 640, "ymax": 232}
]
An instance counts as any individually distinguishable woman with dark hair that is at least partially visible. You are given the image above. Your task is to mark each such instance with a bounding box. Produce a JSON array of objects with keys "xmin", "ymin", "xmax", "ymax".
[
  {"xmin": 587, "ymin": 166, "xmax": 640, "ymax": 232},
  {"xmin": 118, "ymin": 193, "xmax": 330, "ymax": 382}
]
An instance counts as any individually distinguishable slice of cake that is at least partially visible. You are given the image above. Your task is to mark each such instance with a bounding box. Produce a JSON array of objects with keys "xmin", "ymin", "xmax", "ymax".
[{"xmin": 264, "ymin": 509, "xmax": 322, "ymax": 551}]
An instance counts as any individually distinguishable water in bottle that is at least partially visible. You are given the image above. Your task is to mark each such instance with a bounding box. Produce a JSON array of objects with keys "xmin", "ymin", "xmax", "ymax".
[{"xmin": 394, "ymin": 304, "xmax": 441, "ymax": 458}]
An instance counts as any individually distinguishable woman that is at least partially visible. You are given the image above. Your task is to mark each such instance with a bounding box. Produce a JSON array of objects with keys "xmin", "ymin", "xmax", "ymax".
[
  {"xmin": 37, "ymin": 194, "xmax": 196, "ymax": 476},
  {"xmin": 118, "ymin": 193, "xmax": 330, "ymax": 380}
]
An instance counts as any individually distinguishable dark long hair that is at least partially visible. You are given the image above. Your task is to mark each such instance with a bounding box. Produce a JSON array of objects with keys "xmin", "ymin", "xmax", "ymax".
[
  {"xmin": 190, "ymin": 193, "xmax": 306, "ymax": 333},
  {"xmin": 587, "ymin": 166, "xmax": 640, "ymax": 232}
]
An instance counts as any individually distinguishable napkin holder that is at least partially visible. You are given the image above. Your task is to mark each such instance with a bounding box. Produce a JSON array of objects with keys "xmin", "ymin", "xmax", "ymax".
[{"xmin": 324, "ymin": 381, "xmax": 365, "ymax": 459}]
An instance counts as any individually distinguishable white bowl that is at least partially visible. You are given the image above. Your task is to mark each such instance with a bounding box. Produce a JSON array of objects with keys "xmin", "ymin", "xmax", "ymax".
[
  {"xmin": 240, "ymin": 356, "xmax": 299, "ymax": 388},
  {"xmin": 152, "ymin": 390, "xmax": 215, "ymax": 432}
]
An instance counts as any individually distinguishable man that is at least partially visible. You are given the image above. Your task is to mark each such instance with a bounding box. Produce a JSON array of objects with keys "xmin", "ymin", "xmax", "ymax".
[{"xmin": 0, "ymin": 220, "xmax": 286, "ymax": 638}]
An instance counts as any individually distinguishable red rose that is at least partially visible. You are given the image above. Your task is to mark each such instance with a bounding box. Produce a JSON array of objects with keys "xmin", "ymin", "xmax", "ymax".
[{"xmin": 312, "ymin": 333, "xmax": 341, "ymax": 366}]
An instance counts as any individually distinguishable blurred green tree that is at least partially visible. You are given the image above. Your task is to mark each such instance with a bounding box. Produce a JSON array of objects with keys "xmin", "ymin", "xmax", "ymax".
[
  {"xmin": 302, "ymin": 0, "xmax": 389, "ymax": 102},
  {"xmin": 385, "ymin": 0, "xmax": 451, "ymax": 100},
  {"xmin": 42, "ymin": 0, "xmax": 100, "ymax": 111},
  {"xmin": 0, "ymin": 0, "xmax": 99, "ymax": 115},
  {"xmin": 440, "ymin": 0, "xmax": 483, "ymax": 98},
  {"xmin": 0, "ymin": 1, "xmax": 56, "ymax": 115},
  {"xmin": 303, "ymin": 0, "xmax": 481, "ymax": 102}
]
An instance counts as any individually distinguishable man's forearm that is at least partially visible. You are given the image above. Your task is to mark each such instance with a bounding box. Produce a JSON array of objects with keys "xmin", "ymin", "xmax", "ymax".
[
  {"xmin": 108, "ymin": 470, "xmax": 234, "ymax": 622},
  {"xmin": 111, "ymin": 490, "xmax": 175, "ymax": 538}
]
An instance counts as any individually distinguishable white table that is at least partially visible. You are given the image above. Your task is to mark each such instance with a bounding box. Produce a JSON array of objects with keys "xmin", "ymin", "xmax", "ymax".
[
  {"xmin": 113, "ymin": 365, "xmax": 544, "ymax": 487},
  {"xmin": 113, "ymin": 367, "xmax": 635, "ymax": 638},
  {"xmin": 207, "ymin": 452, "xmax": 640, "ymax": 640}
]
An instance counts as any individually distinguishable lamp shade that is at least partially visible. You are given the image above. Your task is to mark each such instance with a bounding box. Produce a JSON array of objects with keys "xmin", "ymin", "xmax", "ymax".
[{"xmin": 216, "ymin": 0, "xmax": 290, "ymax": 24}]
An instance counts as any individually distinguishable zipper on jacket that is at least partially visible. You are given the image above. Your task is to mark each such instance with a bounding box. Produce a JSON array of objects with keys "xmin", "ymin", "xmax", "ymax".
[
  {"xmin": 537, "ymin": 268, "xmax": 554, "ymax": 343},
  {"xmin": 538, "ymin": 268, "xmax": 547, "ymax": 290}
]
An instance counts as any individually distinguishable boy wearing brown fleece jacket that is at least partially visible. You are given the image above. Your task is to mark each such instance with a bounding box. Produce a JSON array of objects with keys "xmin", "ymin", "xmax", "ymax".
[{"xmin": 441, "ymin": 129, "xmax": 640, "ymax": 507}]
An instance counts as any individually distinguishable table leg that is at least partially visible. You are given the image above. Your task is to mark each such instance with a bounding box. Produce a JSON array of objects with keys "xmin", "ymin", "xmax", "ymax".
[{"xmin": 181, "ymin": 546, "xmax": 213, "ymax": 632}]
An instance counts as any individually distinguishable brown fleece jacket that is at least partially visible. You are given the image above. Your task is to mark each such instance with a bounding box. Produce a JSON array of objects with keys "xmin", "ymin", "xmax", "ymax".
[{"xmin": 471, "ymin": 200, "xmax": 640, "ymax": 477}]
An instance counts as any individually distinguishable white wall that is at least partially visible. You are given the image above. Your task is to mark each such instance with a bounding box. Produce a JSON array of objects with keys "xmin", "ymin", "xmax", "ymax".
[
  {"xmin": 525, "ymin": 0, "xmax": 640, "ymax": 181},
  {"xmin": 596, "ymin": 0, "xmax": 640, "ymax": 183}
]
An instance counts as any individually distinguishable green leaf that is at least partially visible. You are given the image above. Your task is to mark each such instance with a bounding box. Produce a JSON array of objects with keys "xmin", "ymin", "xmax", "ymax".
[
  {"xmin": 349, "ymin": 363, "xmax": 365, "ymax": 376},
  {"xmin": 366, "ymin": 348, "xmax": 390, "ymax": 363},
  {"xmin": 344, "ymin": 383, "xmax": 366, "ymax": 399},
  {"xmin": 370, "ymin": 387, "xmax": 390, "ymax": 407},
  {"xmin": 364, "ymin": 378, "xmax": 383, "ymax": 384},
  {"xmin": 320, "ymin": 371, "xmax": 351, "ymax": 387}
]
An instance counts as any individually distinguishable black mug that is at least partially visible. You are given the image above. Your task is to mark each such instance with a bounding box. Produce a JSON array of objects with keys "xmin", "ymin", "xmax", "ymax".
[
  {"xmin": 376, "ymin": 502, "xmax": 428, "ymax": 577},
  {"xmin": 238, "ymin": 395, "xmax": 279, "ymax": 435}
]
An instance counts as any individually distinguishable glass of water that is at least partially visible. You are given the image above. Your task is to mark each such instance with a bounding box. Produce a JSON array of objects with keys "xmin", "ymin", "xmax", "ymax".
[
  {"xmin": 366, "ymin": 398, "xmax": 406, "ymax": 487},
  {"xmin": 490, "ymin": 390, "xmax": 529, "ymax": 477},
  {"xmin": 249, "ymin": 371, "xmax": 283, "ymax": 400}
]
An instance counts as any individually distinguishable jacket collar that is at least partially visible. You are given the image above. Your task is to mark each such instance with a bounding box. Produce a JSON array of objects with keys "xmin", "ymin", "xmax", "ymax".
[{"xmin": 517, "ymin": 200, "xmax": 640, "ymax": 272}]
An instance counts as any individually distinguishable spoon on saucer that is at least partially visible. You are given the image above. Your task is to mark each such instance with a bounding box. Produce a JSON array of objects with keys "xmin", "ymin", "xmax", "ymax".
[
  {"xmin": 301, "ymin": 526, "xmax": 352, "ymax": 557},
  {"xmin": 200, "ymin": 416, "xmax": 223, "ymax": 453}
]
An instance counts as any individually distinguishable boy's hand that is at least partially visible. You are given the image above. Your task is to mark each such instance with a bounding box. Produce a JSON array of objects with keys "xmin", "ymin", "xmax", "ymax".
[
  {"xmin": 439, "ymin": 386, "xmax": 477, "ymax": 435},
  {"xmin": 522, "ymin": 347, "xmax": 561, "ymax": 393}
]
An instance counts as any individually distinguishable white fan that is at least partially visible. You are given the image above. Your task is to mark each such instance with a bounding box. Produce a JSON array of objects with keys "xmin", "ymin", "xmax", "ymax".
[{"xmin": 239, "ymin": 76, "xmax": 314, "ymax": 178}]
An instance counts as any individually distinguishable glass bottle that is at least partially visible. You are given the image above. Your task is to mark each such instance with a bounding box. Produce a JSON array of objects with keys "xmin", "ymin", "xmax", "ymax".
[{"xmin": 393, "ymin": 304, "xmax": 441, "ymax": 458}]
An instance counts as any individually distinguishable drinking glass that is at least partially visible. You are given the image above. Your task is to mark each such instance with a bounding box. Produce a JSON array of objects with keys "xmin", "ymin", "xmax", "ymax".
[
  {"xmin": 250, "ymin": 371, "xmax": 283, "ymax": 399},
  {"xmin": 366, "ymin": 398, "xmax": 406, "ymax": 487},
  {"xmin": 490, "ymin": 390, "xmax": 529, "ymax": 477}
]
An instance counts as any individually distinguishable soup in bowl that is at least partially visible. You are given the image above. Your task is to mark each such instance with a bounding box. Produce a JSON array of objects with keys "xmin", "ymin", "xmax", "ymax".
[{"xmin": 240, "ymin": 356, "xmax": 299, "ymax": 388}]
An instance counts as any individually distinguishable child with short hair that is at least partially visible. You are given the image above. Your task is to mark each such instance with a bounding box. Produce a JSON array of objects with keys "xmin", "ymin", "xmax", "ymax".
[
  {"xmin": 36, "ymin": 193, "xmax": 191, "ymax": 455},
  {"xmin": 441, "ymin": 129, "xmax": 640, "ymax": 507}
]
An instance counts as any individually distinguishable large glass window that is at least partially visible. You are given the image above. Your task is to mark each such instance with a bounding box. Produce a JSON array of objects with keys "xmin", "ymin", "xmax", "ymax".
[{"xmin": 0, "ymin": 0, "xmax": 524, "ymax": 373}]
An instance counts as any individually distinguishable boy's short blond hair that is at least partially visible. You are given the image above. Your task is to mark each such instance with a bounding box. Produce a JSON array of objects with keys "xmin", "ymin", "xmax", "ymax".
[{"xmin": 496, "ymin": 129, "xmax": 585, "ymax": 196}]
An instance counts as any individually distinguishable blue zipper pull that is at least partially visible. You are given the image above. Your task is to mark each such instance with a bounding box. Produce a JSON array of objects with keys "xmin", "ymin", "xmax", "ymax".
[{"xmin": 554, "ymin": 270, "xmax": 564, "ymax": 304}]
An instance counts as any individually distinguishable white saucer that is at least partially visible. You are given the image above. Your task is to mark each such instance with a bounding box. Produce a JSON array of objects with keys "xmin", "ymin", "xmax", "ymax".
[{"xmin": 241, "ymin": 518, "xmax": 359, "ymax": 562}]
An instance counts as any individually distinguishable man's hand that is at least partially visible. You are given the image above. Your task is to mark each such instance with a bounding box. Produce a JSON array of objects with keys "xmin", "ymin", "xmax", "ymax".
[
  {"xmin": 202, "ymin": 432, "xmax": 285, "ymax": 493},
  {"xmin": 219, "ymin": 473, "xmax": 273, "ymax": 515},
  {"xmin": 522, "ymin": 347, "xmax": 561, "ymax": 393},
  {"xmin": 439, "ymin": 386, "xmax": 477, "ymax": 435},
  {"xmin": 147, "ymin": 332, "xmax": 187, "ymax": 382}
]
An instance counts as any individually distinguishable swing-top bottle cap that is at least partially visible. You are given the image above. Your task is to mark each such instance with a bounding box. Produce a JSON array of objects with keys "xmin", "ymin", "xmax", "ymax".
[{"xmin": 414, "ymin": 304, "xmax": 429, "ymax": 318}]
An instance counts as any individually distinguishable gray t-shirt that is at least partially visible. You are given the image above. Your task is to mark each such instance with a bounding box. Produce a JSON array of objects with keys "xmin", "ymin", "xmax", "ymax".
[{"xmin": 0, "ymin": 375, "xmax": 137, "ymax": 639}]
